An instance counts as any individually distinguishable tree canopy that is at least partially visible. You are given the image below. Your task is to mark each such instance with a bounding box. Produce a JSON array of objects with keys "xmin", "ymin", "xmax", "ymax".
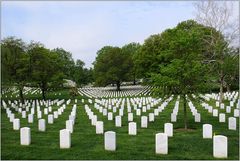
[{"xmin": 1, "ymin": 36, "xmax": 93, "ymax": 100}]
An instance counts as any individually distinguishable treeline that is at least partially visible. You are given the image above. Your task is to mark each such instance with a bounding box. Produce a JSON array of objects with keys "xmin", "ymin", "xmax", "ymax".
[
  {"xmin": 93, "ymin": 20, "xmax": 239, "ymax": 98},
  {"xmin": 1, "ymin": 19, "xmax": 238, "ymax": 105},
  {"xmin": 1, "ymin": 37, "xmax": 93, "ymax": 101}
]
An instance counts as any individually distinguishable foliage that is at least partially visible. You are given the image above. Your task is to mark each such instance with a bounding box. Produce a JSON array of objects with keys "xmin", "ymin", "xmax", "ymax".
[
  {"xmin": 135, "ymin": 20, "xmax": 220, "ymax": 129},
  {"xmin": 1, "ymin": 37, "xmax": 93, "ymax": 100},
  {"xmin": 1, "ymin": 37, "xmax": 28, "ymax": 102},
  {"xmin": 93, "ymin": 46, "xmax": 129, "ymax": 90},
  {"xmin": 51, "ymin": 48, "xmax": 75, "ymax": 80},
  {"xmin": 30, "ymin": 45, "xmax": 65, "ymax": 99},
  {"xmin": 121, "ymin": 42, "xmax": 141, "ymax": 84}
]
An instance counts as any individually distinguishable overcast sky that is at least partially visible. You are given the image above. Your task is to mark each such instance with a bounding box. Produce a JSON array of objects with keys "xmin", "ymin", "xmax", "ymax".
[{"xmin": 2, "ymin": 1, "xmax": 239, "ymax": 68}]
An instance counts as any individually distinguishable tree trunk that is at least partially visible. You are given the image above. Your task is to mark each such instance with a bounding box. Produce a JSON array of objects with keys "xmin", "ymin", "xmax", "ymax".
[
  {"xmin": 133, "ymin": 72, "xmax": 136, "ymax": 85},
  {"xmin": 116, "ymin": 81, "xmax": 121, "ymax": 91},
  {"xmin": 41, "ymin": 82, "xmax": 46, "ymax": 100},
  {"xmin": 183, "ymin": 94, "xmax": 187, "ymax": 130},
  {"xmin": 19, "ymin": 86, "xmax": 24, "ymax": 104},
  {"xmin": 219, "ymin": 70, "xmax": 224, "ymax": 104},
  {"xmin": 226, "ymin": 83, "xmax": 230, "ymax": 92}
]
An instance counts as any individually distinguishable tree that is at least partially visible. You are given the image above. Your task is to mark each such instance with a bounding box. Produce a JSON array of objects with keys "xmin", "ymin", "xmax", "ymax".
[
  {"xmin": 1, "ymin": 37, "xmax": 29, "ymax": 103},
  {"xmin": 134, "ymin": 35, "xmax": 163, "ymax": 80},
  {"xmin": 30, "ymin": 45, "xmax": 64, "ymax": 100},
  {"xmin": 222, "ymin": 48, "xmax": 239, "ymax": 91},
  {"xmin": 93, "ymin": 46, "xmax": 129, "ymax": 91},
  {"xmin": 72, "ymin": 59, "xmax": 86, "ymax": 87},
  {"xmin": 121, "ymin": 42, "xmax": 141, "ymax": 85},
  {"xmin": 194, "ymin": 0, "xmax": 239, "ymax": 104},
  {"xmin": 51, "ymin": 48, "xmax": 75, "ymax": 80},
  {"xmin": 138, "ymin": 20, "xmax": 214, "ymax": 129}
]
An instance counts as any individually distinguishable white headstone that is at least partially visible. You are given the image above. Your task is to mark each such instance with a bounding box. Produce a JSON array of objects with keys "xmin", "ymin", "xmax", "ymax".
[
  {"xmin": 119, "ymin": 109, "xmax": 124, "ymax": 116},
  {"xmin": 91, "ymin": 115, "xmax": 97, "ymax": 126},
  {"xmin": 107, "ymin": 112, "xmax": 113, "ymax": 120},
  {"xmin": 234, "ymin": 109, "xmax": 239, "ymax": 117},
  {"xmin": 128, "ymin": 113, "xmax": 133, "ymax": 122},
  {"xmin": 22, "ymin": 111, "xmax": 26, "ymax": 118},
  {"xmin": 194, "ymin": 113, "xmax": 201, "ymax": 122},
  {"xmin": 213, "ymin": 135, "xmax": 227, "ymax": 158},
  {"xmin": 219, "ymin": 113, "xmax": 225, "ymax": 122},
  {"xmin": 96, "ymin": 121, "xmax": 104, "ymax": 134},
  {"xmin": 10, "ymin": 114, "xmax": 15, "ymax": 122},
  {"xmin": 48, "ymin": 106, "xmax": 52, "ymax": 112},
  {"xmin": 13, "ymin": 119, "xmax": 20, "ymax": 130},
  {"xmin": 171, "ymin": 113, "xmax": 177, "ymax": 122},
  {"xmin": 103, "ymin": 109, "xmax": 107, "ymax": 116},
  {"xmin": 28, "ymin": 114, "xmax": 34, "ymax": 123},
  {"xmin": 155, "ymin": 133, "xmax": 168, "ymax": 154},
  {"xmin": 164, "ymin": 123, "xmax": 173, "ymax": 137},
  {"xmin": 38, "ymin": 119, "xmax": 46, "ymax": 131},
  {"xmin": 149, "ymin": 113, "xmax": 154, "ymax": 122},
  {"xmin": 128, "ymin": 122, "xmax": 137, "ymax": 135},
  {"xmin": 104, "ymin": 131, "xmax": 116, "ymax": 151},
  {"xmin": 37, "ymin": 111, "xmax": 42, "ymax": 119},
  {"xmin": 226, "ymin": 106, "xmax": 231, "ymax": 113},
  {"xmin": 213, "ymin": 109, "xmax": 218, "ymax": 117},
  {"xmin": 230, "ymin": 101, "xmax": 234, "ymax": 107},
  {"xmin": 228, "ymin": 117, "xmax": 236, "ymax": 130},
  {"xmin": 20, "ymin": 127, "xmax": 31, "ymax": 145},
  {"xmin": 44, "ymin": 108, "xmax": 48, "ymax": 115},
  {"xmin": 220, "ymin": 103, "xmax": 225, "ymax": 109},
  {"xmin": 141, "ymin": 116, "xmax": 148, "ymax": 128},
  {"xmin": 60, "ymin": 129, "xmax": 71, "ymax": 148},
  {"xmin": 136, "ymin": 109, "xmax": 141, "ymax": 116},
  {"xmin": 203, "ymin": 124, "xmax": 212, "ymax": 139},
  {"xmin": 54, "ymin": 111, "xmax": 58, "ymax": 118},
  {"xmin": 66, "ymin": 120, "xmax": 74, "ymax": 133},
  {"xmin": 113, "ymin": 107, "xmax": 117, "ymax": 113},
  {"xmin": 48, "ymin": 114, "xmax": 54, "ymax": 124},
  {"xmin": 115, "ymin": 116, "xmax": 122, "ymax": 127},
  {"xmin": 142, "ymin": 106, "xmax": 146, "ymax": 112}
]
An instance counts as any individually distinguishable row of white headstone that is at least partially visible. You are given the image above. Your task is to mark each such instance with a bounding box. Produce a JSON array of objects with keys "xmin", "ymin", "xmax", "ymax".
[
  {"xmin": 79, "ymin": 86, "xmax": 152, "ymax": 98},
  {"xmin": 170, "ymin": 98, "xmax": 180, "ymax": 122},
  {"xmin": 14, "ymin": 124, "xmax": 219, "ymax": 158},
  {"xmin": 58, "ymin": 121, "xmax": 173, "ymax": 150},
  {"xmin": 85, "ymin": 96, "xmax": 173, "ymax": 131},
  {"xmin": 188, "ymin": 100, "xmax": 201, "ymax": 122},
  {"xmin": 6, "ymin": 101, "xmax": 71, "ymax": 132},
  {"xmin": 201, "ymin": 102, "xmax": 238, "ymax": 130}
]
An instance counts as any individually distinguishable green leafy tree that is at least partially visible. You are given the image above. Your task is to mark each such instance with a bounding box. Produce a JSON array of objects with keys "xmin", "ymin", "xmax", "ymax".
[
  {"xmin": 138, "ymin": 20, "xmax": 215, "ymax": 129},
  {"xmin": 222, "ymin": 48, "xmax": 239, "ymax": 91},
  {"xmin": 122, "ymin": 42, "xmax": 141, "ymax": 85},
  {"xmin": 93, "ymin": 46, "xmax": 129, "ymax": 91},
  {"xmin": 30, "ymin": 46, "xmax": 64, "ymax": 100},
  {"xmin": 84, "ymin": 67, "xmax": 94, "ymax": 85},
  {"xmin": 1, "ymin": 37, "xmax": 29, "ymax": 103},
  {"xmin": 73, "ymin": 59, "xmax": 86, "ymax": 87},
  {"xmin": 134, "ymin": 34, "xmax": 166, "ymax": 82},
  {"xmin": 51, "ymin": 48, "xmax": 75, "ymax": 80}
]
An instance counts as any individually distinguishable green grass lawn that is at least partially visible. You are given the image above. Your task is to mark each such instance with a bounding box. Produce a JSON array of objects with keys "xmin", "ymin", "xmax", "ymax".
[{"xmin": 1, "ymin": 90, "xmax": 239, "ymax": 160}]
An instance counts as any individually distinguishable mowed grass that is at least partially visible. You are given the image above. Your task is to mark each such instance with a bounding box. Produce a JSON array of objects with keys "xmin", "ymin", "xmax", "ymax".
[{"xmin": 1, "ymin": 90, "xmax": 239, "ymax": 160}]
